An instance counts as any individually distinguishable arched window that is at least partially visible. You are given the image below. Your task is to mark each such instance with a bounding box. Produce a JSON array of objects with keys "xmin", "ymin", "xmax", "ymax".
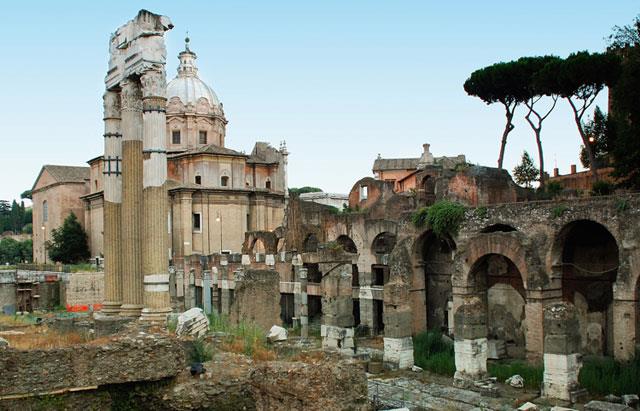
[
  {"xmin": 195, "ymin": 175, "xmax": 202, "ymax": 185},
  {"xmin": 42, "ymin": 200, "xmax": 48, "ymax": 222},
  {"xmin": 221, "ymin": 176, "xmax": 229, "ymax": 187},
  {"xmin": 266, "ymin": 179, "xmax": 272, "ymax": 190}
]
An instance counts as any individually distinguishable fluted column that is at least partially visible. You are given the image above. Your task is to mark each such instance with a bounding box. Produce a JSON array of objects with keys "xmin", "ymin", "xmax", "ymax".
[
  {"xmin": 102, "ymin": 91, "xmax": 123, "ymax": 315},
  {"xmin": 140, "ymin": 69, "xmax": 171, "ymax": 322},
  {"xmin": 120, "ymin": 78, "xmax": 144, "ymax": 317}
]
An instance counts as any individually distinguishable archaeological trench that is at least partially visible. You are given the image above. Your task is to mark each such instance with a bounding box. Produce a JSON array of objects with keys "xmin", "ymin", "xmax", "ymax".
[{"xmin": 2, "ymin": 9, "xmax": 640, "ymax": 411}]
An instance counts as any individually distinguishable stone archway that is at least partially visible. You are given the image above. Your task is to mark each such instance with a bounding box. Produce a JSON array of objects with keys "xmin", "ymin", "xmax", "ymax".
[
  {"xmin": 336, "ymin": 235, "xmax": 358, "ymax": 254},
  {"xmin": 412, "ymin": 230, "xmax": 455, "ymax": 335},
  {"xmin": 552, "ymin": 219, "xmax": 619, "ymax": 356},
  {"xmin": 467, "ymin": 253, "xmax": 527, "ymax": 359}
]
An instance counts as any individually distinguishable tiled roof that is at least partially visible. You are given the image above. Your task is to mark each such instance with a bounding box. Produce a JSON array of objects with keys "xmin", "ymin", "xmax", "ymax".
[
  {"xmin": 372, "ymin": 158, "xmax": 419, "ymax": 171},
  {"xmin": 43, "ymin": 165, "xmax": 90, "ymax": 183},
  {"xmin": 168, "ymin": 144, "xmax": 246, "ymax": 158}
]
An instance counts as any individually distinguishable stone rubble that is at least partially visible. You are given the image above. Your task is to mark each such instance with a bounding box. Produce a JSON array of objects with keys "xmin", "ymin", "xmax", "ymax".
[
  {"xmin": 505, "ymin": 374, "xmax": 524, "ymax": 388},
  {"xmin": 584, "ymin": 400, "xmax": 635, "ymax": 411},
  {"xmin": 175, "ymin": 307, "xmax": 209, "ymax": 338},
  {"xmin": 517, "ymin": 402, "xmax": 538, "ymax": 411},
  {"xmin": 266, "ymin": 325, "xmax": 288, "ymax": 342}
]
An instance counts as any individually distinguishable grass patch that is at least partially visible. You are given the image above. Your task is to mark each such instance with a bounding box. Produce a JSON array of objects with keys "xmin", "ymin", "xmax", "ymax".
[
  {"xmin": 550, "ymin": 205, "xmax": 569, "ymax": 219},
  {"xmin": 413, "ymin": 331, "xmax": 456, "ymax": 377},
  {"xmin": 2, "ymin": 328, "xmax": 90, "ymax": 349},
  {"xmin": 208, "ymin": 311, "xmax": 276, "ymax": 361},
  {"xmin": 579, "ymin": 355, "xmax": 640, "ymax": 395},
  {"xmin": 488, "ymin": 360, "xmax": 543, "ymax": 390}
]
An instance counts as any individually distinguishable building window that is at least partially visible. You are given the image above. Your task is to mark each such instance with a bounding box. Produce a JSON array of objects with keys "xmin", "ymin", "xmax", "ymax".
[
  {"xmin": 192, "ymin": 212, "xmax": 202, "ymax": 232},
  {"xmin": 195, "ymin": 175, "xmax": 202, "ymax": 185},
  {"xmin": 221, "ymin": 176, "xmax": 229, "ymax": 187},
  {"xmin": 266, "ymin": 180, "xmax": 271, "ymax": 190},
  {"xmin": 43, "ymin": 200, "xmax": 48, "ymax": 222},
  {"xmin": 172, "ymin": 130, "xmax": 181, "ymax": 144},
  {"xmin": 199, "ymin": 130, "xmax": 207, "ymax": 145}
]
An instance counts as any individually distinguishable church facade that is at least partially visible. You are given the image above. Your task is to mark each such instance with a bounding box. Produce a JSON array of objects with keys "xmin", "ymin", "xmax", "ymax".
[{"xmin": 32, "ymin": 39, "xmax": 288, "ymax": 266}]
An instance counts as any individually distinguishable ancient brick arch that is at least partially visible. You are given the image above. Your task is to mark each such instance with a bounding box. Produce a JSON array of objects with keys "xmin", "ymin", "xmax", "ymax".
[
  {"xmin": 458, "ymin": 232, "xmax": 529, "ymax": 290},
  {"xmin": 242, "ymin": 231, "xmax": 279, "ymax": 255}
]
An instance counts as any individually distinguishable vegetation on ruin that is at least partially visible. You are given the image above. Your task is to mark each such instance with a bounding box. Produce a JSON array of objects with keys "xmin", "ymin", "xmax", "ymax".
[
  {"xmin": 550, "ymin": 205, "xmax": 569, "ymax": 219},
  {"xmin": 189, "ymin": 337, "xmax": 214, "ymax": 363},
  {"xmin": 591, "ymin": 180, "xmax": 615, "ymax": 196},
  {"xmin": 45, "ymin": 213, "xmax": 90, "ymax": 264},
  {"xmin": 411, "ymin": 200, "xmax": 466, "ymax": 238},
  {"xmin": 208, "ymin": 312, "xmax": 275, "ymax": 361},
  {"xmin": 487, "ymin": 361, "xmax": 543, "ymax": 390},
  {"xmin": 579, "ymin": 355, "xmax": 640, "ymax": 395},
  {"xmin": 615, "ymin": 198, "xmax": 630, "ymax": 212},
  {"xmin": 413, "ymin": 331, "xmax": 456, "ymax": 376},
  {"xmin": 473, "ymin": 206, "xmax": 488, "ymax": 219}
]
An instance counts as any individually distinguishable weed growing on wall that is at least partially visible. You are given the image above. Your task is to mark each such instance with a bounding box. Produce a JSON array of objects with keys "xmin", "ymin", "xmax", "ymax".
[{"xmin": 411, "ymin": 201, "xmax": 466, "ymax": 238}]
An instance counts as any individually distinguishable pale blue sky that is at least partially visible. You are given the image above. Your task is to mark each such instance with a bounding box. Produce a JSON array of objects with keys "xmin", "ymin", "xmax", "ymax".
[{"xmin": 0, "ymin": 1, "xmax": 637, "ymax": 202}]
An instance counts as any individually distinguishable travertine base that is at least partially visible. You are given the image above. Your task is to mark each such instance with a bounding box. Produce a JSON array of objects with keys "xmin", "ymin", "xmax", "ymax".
[
  {"xmin": 102, "ymin": 201, "xmax": 122, "ymax": 315},
  {"xmin": 454, "ymin": 338, "xmax": 488, "ymax": 382},
  {"xmin": 120, "ymin": 139, "xmax": 144, "ymax": 317},
  {"xmin": 383, "ymin": 336, "xmax": 414, "ymax": 369},
  {"xmin": 321, "ymin": 325, "xmax": 355, "ymax": 354},
  {"xmin": 542, "ymin": 353, "xmax": 582, "ymax": 401}
]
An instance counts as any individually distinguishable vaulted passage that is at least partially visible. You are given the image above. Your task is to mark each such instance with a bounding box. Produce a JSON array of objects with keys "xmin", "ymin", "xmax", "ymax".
[
  {"xmin": 417, "ymin": 231, "xmax": 455, "ymax": 334},
  {"xmin": 557, "ymin": 220, "xmax": 619, "ymax": 355},
  {"xmin": 469, "ymin": 254, "xmax": 526, "ymax": 359}
]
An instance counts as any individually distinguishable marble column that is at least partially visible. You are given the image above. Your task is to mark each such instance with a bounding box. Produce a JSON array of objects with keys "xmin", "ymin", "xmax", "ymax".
[
  {"xmin": 119, "ymin": 78, "xmax": 144, "ymax": 317},
  {"xmin": 140, "ymin": 69, "xmax": 171, "ymax": 322},
  {"xmin": 101, "ymin": 90, "xmax": 123, "ymax": 315}
]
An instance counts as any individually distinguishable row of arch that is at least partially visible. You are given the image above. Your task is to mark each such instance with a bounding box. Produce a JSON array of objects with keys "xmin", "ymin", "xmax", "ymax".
[{"xmin": 302, "ymin": 232, "xmax": 397, "ymax": 255}]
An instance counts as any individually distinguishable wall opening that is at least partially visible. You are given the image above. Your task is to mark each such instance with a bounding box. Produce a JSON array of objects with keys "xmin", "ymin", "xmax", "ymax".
[
  {"xmin": 353, "ymin": 299, "xmax": 361, "ymax": 327},
  {"xmin": 352, "ymin": 264, "xmax": 359, "ymax": 287},
  {"xmin": 372, "ymin": 264, "xmax": 389, "ymax": 286},
  {"xmin": 336, "ymin": 235, "xmax": 358, "ymax": 254},
  {"xmin": 373, "ymin": 299, "xmax": 384, "ymax": 335},
  {"xmin": 303, "ymin": 233, "xmax": 319, "ymax": 252},
  {"xmin": 480, "ymin": 224, "xmax": 517, "ymax": 233},
  {"xmin": 304, "ymin": 263, "xmax": 322, "ymax": 283},
  {"xmin": 469, "ymin": 253, "xmax": 526, "ymax": 359},
  {"xmin": 280, "ymin": 293, "xmax": 294, "ymax": 326},
  {"xmin": 556, "ymin": 219, "xmax": 619, "ymax": 356},
  {"xmin": 417, "ymin": 231, "xmax": 455, "ymax": 334},
  {"xmin": 372, "ymin": 232, "xmax": 397, "ymax": 255}
]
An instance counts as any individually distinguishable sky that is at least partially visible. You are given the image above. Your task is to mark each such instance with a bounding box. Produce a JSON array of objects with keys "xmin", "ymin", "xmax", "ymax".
[{"xmin": 0, "ymin": 0, "xmax": 637, "ymax": 203}]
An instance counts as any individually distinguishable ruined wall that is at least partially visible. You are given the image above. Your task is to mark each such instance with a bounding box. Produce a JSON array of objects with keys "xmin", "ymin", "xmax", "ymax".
[
  {"xmin": 250, "ymin": 358, "xmax": 368, "ymax": 410},
  {"xmin": 60, "ymin": 272, "xmax": 104, "ymax": 311},
  {"xmin": 0, "ymin": 333, "xmax": 185, "ymax": 397},
  {"xmin": 229, "ymin": 269, "xmax": 281, "ymax": 331}
]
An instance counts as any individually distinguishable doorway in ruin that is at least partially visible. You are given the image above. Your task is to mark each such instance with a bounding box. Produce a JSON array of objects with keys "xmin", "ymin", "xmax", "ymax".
[
  {"xmin": 416, "ymin": 231, "xmax": 455, "ymax": 334},
  {"xmin": 280, "ymin": 293, "xmax": 294, "ymax": 326},
  {"xmin": 304, "ymin": 263, "xmax": 322, "ymax": 283},
  {"xmin": 373, "ymin": 299, "xmax": 385, "ymax": 335},
  {"xmin": 555, "ymin": 220, "xmax": 619, "ymax": 356},
  {"xmin": 371, "ymin": 232, "xmax": 396, "ymax": 285},
  {"xmin": 469, "ymin": 253, "xmax": 527, "ymax": 358}
]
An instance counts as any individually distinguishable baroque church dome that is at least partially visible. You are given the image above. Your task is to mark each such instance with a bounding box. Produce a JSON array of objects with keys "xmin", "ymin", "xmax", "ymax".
[{"xmin": 166, "ymin": 38, "xmax": 221, "ymax": 108}]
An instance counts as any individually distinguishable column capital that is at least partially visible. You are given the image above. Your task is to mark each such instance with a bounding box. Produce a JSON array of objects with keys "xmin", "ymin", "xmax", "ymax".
[
  {"xmin": 120, "ymin": 78, "xmax": 143, "ymax": 112},
  {"xmin": 103, "ymin": 90, "xmax": 121, "ymax": 120}
]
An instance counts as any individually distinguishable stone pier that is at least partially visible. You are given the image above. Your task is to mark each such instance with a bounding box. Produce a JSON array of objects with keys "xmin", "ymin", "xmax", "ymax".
[
  {"xmin": 453, "ymin": 298, "xmax": 488, "ymax": 384},
  {"xmin": 542, "ymin": 302, "xmax": 585, "ymax": 402},
  {"xmin": 383, "ymin": 275, "xmax": 414, "ymax": 369},
  {"xmin": 321, "ymin": 263, "xmax": 355, "ymax": 353}
]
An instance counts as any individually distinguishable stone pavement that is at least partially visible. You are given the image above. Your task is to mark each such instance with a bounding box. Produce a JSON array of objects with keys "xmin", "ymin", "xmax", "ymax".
[{"xmin": 368, "ymin": 377, "xmax": 515, "ymax": 411}]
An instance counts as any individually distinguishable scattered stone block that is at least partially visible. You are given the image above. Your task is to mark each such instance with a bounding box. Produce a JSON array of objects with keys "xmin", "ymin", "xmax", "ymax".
[
  {"xmin": 383, "ymin": 336, "xmax": 414, "ymax": 369},
  {"xmin": 550, "ymin": 407, "xmax": 577, "ymax": 411},
  {"xmin": 606, "ymin": 394, "xmax": 623, "ymax": 403},
  {"xmin": 267, "ymin": 325, "xmax": 287, "ymax": 342},
  {"xmin": 411, "ymin": 365, "xmax": 423, "ymax": 373},
  {"xmin": 176, "ymin": 308, "xmax": 210, "ymax": 338},
  {"xmin": 506, "ymin": 374, "xmax": 524, "ymax": 388},
  {"xmin": 623, "ymin": 394, "xmax": 639, "ymax": 408},
  {"xmin": 518, "ymin": 402, "xmax": 537, "ymax": 411},
  {"xmin": 584, "ymin": 400, "xmax": 634, "ymax": 411}
]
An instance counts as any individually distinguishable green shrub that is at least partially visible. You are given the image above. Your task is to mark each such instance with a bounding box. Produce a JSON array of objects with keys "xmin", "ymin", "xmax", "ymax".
[
  {"xmin": 579, "ymin": 355, "xmax": 640, "ymax": 395},
  {"xmin": 413, "ymin": 331, "xmax": 456, "ymax": 376},
  {"xmin": 189, "ymin": 337, "xmax": 213, "ymax": 363},
  {"xmin": 411, "ymin": 200, "xmax": 466, "ymax": 238},
  {"xmin": 551, "ymin": 205, "xmax": 569, "ymax": 219},
  {"xmin": 615, "ymin": 198, "xmax": 630, "ymax": 212},
  {"xmin": 474, "ymin": 207, "xmax": 488, "ymax": 219},
  {"xmin": 488, "ymin": 360, "xmax": 543, "ymax": 390},
  {"xmin": 591, "ymin": 180, "xmax": 614, "ymax": 196}
]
